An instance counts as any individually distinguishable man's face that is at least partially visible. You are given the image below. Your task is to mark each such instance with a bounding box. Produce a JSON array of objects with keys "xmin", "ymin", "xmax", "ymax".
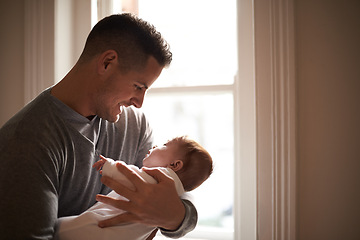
[{"xmin": 95, "ymin": 56, "xmax": 163, "ymax": 122}]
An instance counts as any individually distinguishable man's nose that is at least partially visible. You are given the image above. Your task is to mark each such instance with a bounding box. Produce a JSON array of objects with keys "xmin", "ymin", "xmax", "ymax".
[{"xmin": 130, "ymin": 92, "xmax": 145, "ymax": 108}]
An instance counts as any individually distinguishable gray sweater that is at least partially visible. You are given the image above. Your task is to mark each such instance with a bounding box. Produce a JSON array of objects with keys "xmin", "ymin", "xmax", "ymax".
[{"xmin": 0, "ymin": 89, "xmax": 196, "ymax": 239}]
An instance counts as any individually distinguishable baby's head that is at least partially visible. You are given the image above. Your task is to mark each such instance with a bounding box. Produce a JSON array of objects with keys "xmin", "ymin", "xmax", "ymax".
[{"xmin": 142, "ymin": 136, "xmax": 213, "ymax": 191}]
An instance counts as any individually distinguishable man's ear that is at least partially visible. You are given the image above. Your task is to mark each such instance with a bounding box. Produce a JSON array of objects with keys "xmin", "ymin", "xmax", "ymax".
[
  {"xmin": 169, "ymin": 160, "xmax": 183, "ymax": 172},
  {"xmin": 97, "ymin": 50, "xmax": 117, "ymax": 74}
]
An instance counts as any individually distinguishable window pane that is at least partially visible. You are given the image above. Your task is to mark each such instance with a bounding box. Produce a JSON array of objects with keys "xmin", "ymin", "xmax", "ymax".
[
  {"xmin": 142, "ymin": 92, "xmax": 234, "ymax": 232},
  {"xmin": 138, "ymin": 0, "xmax": 237, "ymax": 87}
]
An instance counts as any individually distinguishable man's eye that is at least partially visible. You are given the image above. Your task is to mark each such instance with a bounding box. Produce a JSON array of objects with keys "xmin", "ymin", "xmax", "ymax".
[{"xmin": 134, "ymin": 84, "xmax": 143, "ymax": 90}]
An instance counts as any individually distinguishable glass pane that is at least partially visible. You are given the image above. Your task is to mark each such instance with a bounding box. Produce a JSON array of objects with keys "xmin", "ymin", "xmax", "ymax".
[
  {"xmin": 138, "ymin": 0, "xmax": 237, "ymax": 87},
  {"xmin": 142, "ymin": 92, "xmax": 234, "ymax": 233}
]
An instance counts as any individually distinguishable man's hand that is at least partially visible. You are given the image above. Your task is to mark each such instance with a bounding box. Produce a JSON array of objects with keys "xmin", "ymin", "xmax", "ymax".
[{"xmin": 95, "ymin": 162, "xmax": 185, "ymax": 230}]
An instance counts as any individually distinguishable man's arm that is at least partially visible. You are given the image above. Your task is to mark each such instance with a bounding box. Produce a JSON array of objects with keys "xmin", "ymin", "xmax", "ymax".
[
  {"xmin": 95, "ymin": 162, "xmax": 197, "ymax": 238},
  {"xmin": 0, "ymin": 139, "xmax": 59, "ymax": 239}
]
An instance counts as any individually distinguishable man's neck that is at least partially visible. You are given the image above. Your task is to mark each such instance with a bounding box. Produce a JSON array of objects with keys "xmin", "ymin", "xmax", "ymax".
[{"xmin": 51, "ymin": 63, "xmax": 96, "ymax": 118}]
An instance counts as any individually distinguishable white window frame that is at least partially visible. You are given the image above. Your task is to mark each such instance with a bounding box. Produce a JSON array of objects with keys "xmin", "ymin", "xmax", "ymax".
[
  {"xmin": 250, "ymin": 0, "xmax": 297, "ymax": 239},
  {"xmin": 24, "ymin": 0, "xmax": 297, "ymax": 239}
]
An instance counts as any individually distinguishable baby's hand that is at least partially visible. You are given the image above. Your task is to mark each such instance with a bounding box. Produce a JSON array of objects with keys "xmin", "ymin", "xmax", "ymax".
[{"xmin": 92, "ymin": 155, "xmax": 108, "ymax": 171}]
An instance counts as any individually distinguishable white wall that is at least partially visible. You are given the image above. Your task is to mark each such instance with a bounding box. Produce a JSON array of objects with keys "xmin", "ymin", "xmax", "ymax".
[{"xmin": 296, "ymin": 0, "xmax": 360, "ymax": 239}]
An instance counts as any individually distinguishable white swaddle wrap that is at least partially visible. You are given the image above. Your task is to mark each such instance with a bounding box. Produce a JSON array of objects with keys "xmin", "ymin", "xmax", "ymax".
[{"xmin": 55, "ymin": 158, "xmax": 185, "ymax": 240}]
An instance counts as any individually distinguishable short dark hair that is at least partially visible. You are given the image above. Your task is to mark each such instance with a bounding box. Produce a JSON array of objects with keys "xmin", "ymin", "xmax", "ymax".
[{"xmin": 79, "ymin": 13, "xmax": 172, "ymax": 72}]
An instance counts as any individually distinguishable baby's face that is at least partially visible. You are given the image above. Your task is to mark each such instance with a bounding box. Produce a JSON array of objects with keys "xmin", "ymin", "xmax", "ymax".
[{"xmin": 142, "ymin": 143, "xmax": 176, "ymax": 168}]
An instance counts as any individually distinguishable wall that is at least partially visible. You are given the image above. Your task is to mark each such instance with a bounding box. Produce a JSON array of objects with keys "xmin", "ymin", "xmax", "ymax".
[
  {"xmin": 55, "ymin": 0, "xmax": 91, "ymax": 82},
  {"xmin": 296, "ymin": 0, "xmax": 360, "ymax": 239},
  {"xmin": 0, "ymin": 0, "xmax": 25, "ymax": 126},
  {"xmin": 0, "ymin": 0, "xmax": 90, "ymax": 127}
]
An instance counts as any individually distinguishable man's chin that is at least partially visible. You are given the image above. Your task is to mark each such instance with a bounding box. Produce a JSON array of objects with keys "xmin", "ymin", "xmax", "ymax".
[
  {"xmin": 110, "ymin": 115, "xmax": 120, "ymax": 123},
  {"xmin": 108, "ymin": 106, "xmax": 123, "ymax": 122},
  {"xmin": 103, "ymin": 113, "xmax": 120, "ymax": 123}
]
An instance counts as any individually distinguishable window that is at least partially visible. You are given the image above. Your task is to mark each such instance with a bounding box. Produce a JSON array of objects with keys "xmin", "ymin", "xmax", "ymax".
[
  {"xmin": 93, "ymin": 0, "xmax": 237, "ymax": 239},
  {"xmin": 139, "ymin": 2, "xmax": 237, "ymax": 239}
]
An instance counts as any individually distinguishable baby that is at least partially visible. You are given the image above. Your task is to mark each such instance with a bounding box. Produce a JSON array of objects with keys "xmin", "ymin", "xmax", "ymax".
[{"xmin": 56, "ymin": 136, "xmax": 213, "ymax": 240}]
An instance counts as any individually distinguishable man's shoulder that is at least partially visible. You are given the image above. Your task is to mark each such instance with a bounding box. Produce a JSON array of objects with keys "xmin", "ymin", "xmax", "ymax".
[{"xmin": 0, "ymin": 89, "xmax": 66, "ymax": 143}]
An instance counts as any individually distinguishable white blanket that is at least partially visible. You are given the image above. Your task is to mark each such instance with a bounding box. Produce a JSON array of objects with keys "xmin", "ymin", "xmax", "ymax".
[{"xmin": 55, "ymin": 159, "xmax": 185, "ymax": 240}]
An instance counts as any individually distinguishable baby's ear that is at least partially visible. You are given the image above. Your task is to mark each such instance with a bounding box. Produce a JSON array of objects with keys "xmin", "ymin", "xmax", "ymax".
[{"xmin": 169, "ymin": 160, "xmax": 183, "ymax": 172}]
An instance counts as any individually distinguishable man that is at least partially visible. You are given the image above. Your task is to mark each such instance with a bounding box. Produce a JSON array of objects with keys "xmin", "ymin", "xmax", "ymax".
[{"xmin": 0, "ymin": 13, "xmax": 197, "ymax": 239}]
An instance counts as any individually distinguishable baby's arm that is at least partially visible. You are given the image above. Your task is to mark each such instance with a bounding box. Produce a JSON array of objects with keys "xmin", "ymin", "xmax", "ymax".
[{"xmin": 94, "ymin": 156, "xmax": 138, "ymax": 191}]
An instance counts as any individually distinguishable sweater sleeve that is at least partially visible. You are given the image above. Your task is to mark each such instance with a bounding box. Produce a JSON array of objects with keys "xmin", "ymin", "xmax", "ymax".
[
  {"xmin": 159, "ymin": 199, "xmax": 198, "ymax": 238},
  {"xmin": 0, "ymin": 133, "xmax": 60, "ymax": 239}
]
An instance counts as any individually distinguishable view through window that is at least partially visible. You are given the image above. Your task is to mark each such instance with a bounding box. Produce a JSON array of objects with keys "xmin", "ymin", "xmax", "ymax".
[{"xmin": 95, "ymin": 1, "xmax": 237, "ymax": 239}]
